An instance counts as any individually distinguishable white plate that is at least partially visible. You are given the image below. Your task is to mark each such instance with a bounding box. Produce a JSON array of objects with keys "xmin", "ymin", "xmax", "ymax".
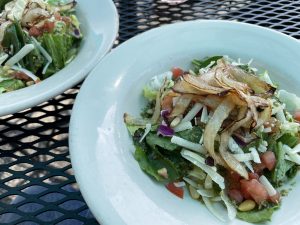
[
  {"xmin": 0, "ymin": 0, "xmax": 118, "ymax": 116},
  {"xmin": 69, "ymin": 20, "xmax": 300, "ymax": 225}
]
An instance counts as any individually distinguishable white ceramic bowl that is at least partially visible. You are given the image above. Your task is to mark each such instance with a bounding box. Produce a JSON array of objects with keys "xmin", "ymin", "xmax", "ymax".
[
  {"xmin": 0, "ymin": 0, "xmax": 118, "ymax": 116},
  {"xmin": 70, "ymin": 20, "xmax": 300, "ymax": 225}
]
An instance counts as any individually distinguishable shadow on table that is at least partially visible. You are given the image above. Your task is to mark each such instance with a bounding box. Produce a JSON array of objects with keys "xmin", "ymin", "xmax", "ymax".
[{"xmin": 1, "ymin": 185, "xmax": 95, "ymax": 224}]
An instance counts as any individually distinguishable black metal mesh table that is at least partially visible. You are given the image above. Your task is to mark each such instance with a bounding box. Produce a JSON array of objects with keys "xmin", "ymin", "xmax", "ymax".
[{"xmin": 1, "ymin": 0, "xmax": 300, "ymax": 224}]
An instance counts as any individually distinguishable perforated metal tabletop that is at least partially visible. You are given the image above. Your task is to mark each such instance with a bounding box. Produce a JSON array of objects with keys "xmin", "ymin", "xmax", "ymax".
[{"xmin": 1, "ymin": 0, "xmax": 300, "ymax": 224}]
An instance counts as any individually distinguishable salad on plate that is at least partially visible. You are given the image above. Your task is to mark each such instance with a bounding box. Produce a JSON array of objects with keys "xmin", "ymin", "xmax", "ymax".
[
  {"xmin": 124, "ymin": 56, "xmax": 300, "ymax": 223},
  {"xmin": 0, "ymin": 0, "xmax": 82, "ymax": 93}
]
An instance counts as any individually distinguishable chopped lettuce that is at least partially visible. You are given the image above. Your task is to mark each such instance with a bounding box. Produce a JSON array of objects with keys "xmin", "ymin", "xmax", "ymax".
[
  {"xmin": 0, "ymin": 66, "xmax": 26, "ymax": 93},
  {"xmin": 134, "ymin": 144, "xmax": 181, "ymax": 182},
  {"xmin": 133, "ymin": 129, "xmax": 187, "ymax": 182},
  {"xmin": 126, "ymin": 125, "xmax": 145, "ymax": 136},
  {"xmin": 134, "ymin": 146, "xmax": 162, "ymax": 181},
  {"xmin": 143, "ymin": 85, "xmax": 157, "ymax": 101},
  {"xmin": 46, "ymin": 0, "xmax": 73, "ymax": 6},
  {"xmin": 2, "ymin": 22, "xmax": 45, "ymax": 74},
  {"xmin": 40, "ymin": 33, "xmax": 74, "ymax": 77},
  {"xmin": 278, "ymin": 89, "xmax": 300, "ymax": 112},
  {"xmin": 2, "ymin": 23, "xmax": 22, "ymax": 56},
  {"xmin": 237, "ymin": 206, "xmax": 278, "ymax": 223},
  {"xmin": 271, "ymin": 142, "xmax": 296, "ymax": 186},
  {"xmin": 177, "ymin": 126, "xmax": 202, "ymax": 143},
  {"xmin": 192, "ymin": 56, "xmax": 223, "ymax": 74},
  {"xmin": 146, "ymin": 133, "xmax": 178, "ymax": 151},
  {"xmin": 278, "ymin": 133, "xmax": 299, "ymax": 148},
  {"xmin": 0, "ymin": 79, "xmax": 25, "ymax": 93}
]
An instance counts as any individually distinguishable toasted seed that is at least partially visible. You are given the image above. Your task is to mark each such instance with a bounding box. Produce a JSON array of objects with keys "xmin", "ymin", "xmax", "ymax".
[
  {"xmin": 170, "ymin": 116, "xmax": 182, "ymax": 128},
  {"xmin": 188, "ymin": 185, "xmax": 200, "ymax": 199},
  {"xmin": 238, "ymin": 200, "xmax": 256, "ymax": 211}
]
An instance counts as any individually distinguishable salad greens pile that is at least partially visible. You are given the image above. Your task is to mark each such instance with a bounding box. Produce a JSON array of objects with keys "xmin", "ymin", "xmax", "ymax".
[
  {"xmin": 124, "ymin": 56, "xmax": 300, "ymax": 223},
  {"xmin": 0, "ymin": 0, "xmax": 82, "ymax": 93}
]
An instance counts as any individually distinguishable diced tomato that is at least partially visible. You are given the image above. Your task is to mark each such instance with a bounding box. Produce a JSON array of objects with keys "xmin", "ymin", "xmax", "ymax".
[
  {"xmin": 268, "ymin": 191, "xmax": 281, "ymax": 204},
  {"xmin": 43, "ymin": 21, "xmax": 55, "ymax": 33},
  {"xmin": 161, "ymin": 95, "xmax": 173, "ymax": 111},
  {"xmin": 165, "ymin": 182, "xmax": 184, "ymax": 199},
  {"xmin": 249, "ymin": 172, "xmax": 259, "ymax": 180},
  {"xmin": 228, "ymin": 189, "xmax": 243, "ymax": 204},
  {"xmin": 260, "ymin": 151, "xmax": 276, "ymax": 171},
  {"xmin": 240, "ymin": 179, "xmax": 252, "ymax": 200},
  {"xmin": 226, "ymin": 170, "xmax": 241, "ymax": 189},
  {"xmin": 241, "ymin": 179, "xmax": 268, "ymax": 204},
  {"xmin": 29, "ymin": 26, "xmax": 42, "ymax": 37},
  {"xmin": 253, "ymin": 163, "xmax": 266, "ymax": 175},
  {"xmin": 171, "ymin": 67, "xmax": 184, "ymax": 80},
  {"xmin": 294, "ymin": 110, "xmax": 300, "ymax": 122}
]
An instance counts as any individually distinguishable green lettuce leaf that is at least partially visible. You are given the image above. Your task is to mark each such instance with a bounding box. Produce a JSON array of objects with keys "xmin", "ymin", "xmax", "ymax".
[
  {"xmin": 133, "ymin": 129, "xmax": 183, "ymax": 182},
  {"xmin": 146, "ymin": 133, "xmax": 178, "ymax": 151},
  {"xmin": 237, "ymin": 206, "xmax": 278, "ymax": 223},
  {"xmin": 271, "ymin": 142, "xmax": 297, "ymax": 186},
  {"xmin": 40, "ymin": 33, "xmax": 74, "ymax": 76},
  {"xmin": 126, "ymin": 125, "xmax": 145, "ymax": 136},
  {"xmin": 278, "ymin": 133, "xmax": 299, "ymax": 148},
  {"xmin": 134, "ymin": 145, "xmax": 181, "ymax": 182},
  {"xmin": 192, "ymin": 56, "xmax": 223, "ymax": 73},
  {"xmin": 177, "ymin": 126, "xmax": 203, "ymax": 143},
  {"xmin": 2, "ymin": 24, "xmax": 22, "ymax": 56},
  {"xmin": 0, "ymin": 79, "xmax": 25, "ymax": 93},
  {"xmin": 143, "ymin": 85, "xmax": 157, "ymax": 101},
  {"xmin": 2, "ymin": 22, "xmax": 45, "ymax": 74},
  {"xmin": 134, "ymin": 146, "xmax": 162, "ymax": 181}
]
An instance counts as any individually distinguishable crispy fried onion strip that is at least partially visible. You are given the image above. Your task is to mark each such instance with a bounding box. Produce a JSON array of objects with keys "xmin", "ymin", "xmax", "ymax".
[
  {"xmin": 169, "ymin": 94, "xmax": 192, "ymax": 118},
  {"xmin": 151, "ymin": 78, "xmax": 170, "ymax": 123},
  {"xmin": 219, "ymin": 109, "xmax": 252, "ymax": 179},
  {"xmin": 203, "ymin": 96, "xmax": 235, "ymax": 166},
  {"xmin": 228, "ymin": 65, "xmax": 275, "ymax": 96},
  {"xmin": 172, "ymin": 74, "xmax": 230, "ymax": 96}
]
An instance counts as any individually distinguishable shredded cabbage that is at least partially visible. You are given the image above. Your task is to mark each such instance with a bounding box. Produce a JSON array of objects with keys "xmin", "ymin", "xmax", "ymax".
[
  {"xmin": 203, "ymin": 197, "xmax": 226, "ymax": 222},
  {"xmin": 139, "ymin": 123, "xmax": 151, "ymax": 143},
  {"xmin": 197, "ymin": 188, "xmax": 215, "ymax": 197},
  {"xmin": 220, "ymin": 191, "xmax": 237, "ymax": 220},
  {"xmin": 278, "ymin": 89, "xmax": 300, "ymax": 112},
  {"xmin": 174, "ymin": 121, "xmax": 193, "ymax": 132},
  {"xmin": 259, "ymin": 175, "xmax": 277, "ymax": 196},
  {"xmin": 233, "ymin": 153, "xmax": 253, "ymax": 162},
  {"xmin": 250, "ymin": 147, "xmax": 261, "ymax": 163},
  {"xmin": 181, "ymin": 149, "xmax": 225, "ymax": 189},
  {"xmin": 5, "ymin": 44, "xmax": 35, "ymax": 67},
  {"xmin": 181, "ymin": 103, "xmax": 203, "ymax": 123},
  {"xmin": 171, "ymin": 136, "xmax": 204, "ymax": 153}
]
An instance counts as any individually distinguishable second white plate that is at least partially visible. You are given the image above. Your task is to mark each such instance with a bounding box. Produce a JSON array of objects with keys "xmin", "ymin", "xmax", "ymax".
[{"xmin": 0, "ymin": 0, "xmax": 118, "ymax": 116}]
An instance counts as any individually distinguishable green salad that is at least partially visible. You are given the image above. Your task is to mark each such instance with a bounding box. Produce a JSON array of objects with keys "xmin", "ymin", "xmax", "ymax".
[
  {"xmin": 124, "ymin": 56, "xmax": 300, "ymax": 223},
  {"xmin": 0, "ymin": 0, "xmax": 82, "ymax": 93}
]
